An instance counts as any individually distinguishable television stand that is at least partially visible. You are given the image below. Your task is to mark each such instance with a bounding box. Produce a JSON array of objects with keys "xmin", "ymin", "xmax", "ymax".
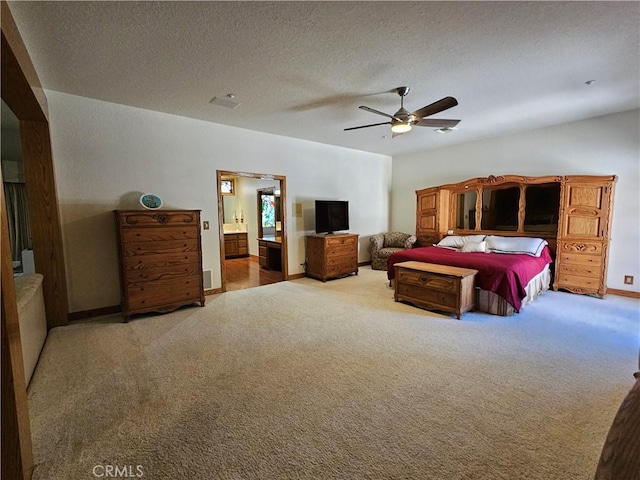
[{"xmin": 306, "ymin": 233, "xmax": 358, "ymax": 282}]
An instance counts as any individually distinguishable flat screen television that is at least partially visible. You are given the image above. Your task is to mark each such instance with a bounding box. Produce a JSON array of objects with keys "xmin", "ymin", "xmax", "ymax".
[{"xmin": 315, "ymin": 200, "xmax": 349, "ymax": 234}]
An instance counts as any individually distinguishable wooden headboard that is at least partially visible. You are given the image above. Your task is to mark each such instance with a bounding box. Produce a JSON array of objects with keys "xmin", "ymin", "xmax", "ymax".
[
  {"xmin": 415, "ymin": 175, "xmax": 560, "ymax": 253},
  {"xmin": 414, "ymin": 173, "xmax": 618, "ymax": 298},
  {"xmin": 415, "ymin": 174, "xmax": 616, "ymax": 263}
]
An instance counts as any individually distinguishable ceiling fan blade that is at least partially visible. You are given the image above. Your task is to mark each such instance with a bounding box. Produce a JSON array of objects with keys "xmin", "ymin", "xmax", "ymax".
[
  {"xmin": 415, "ymin": 118, "xmax": 461, "ymax": 128},
  {"xmin": 413, "ymin": 97, "xmax": 458, "ymax": 119},
  {"xmin": 359, "ymin": 105, "xmax": 399, "ymax": 121},
  {"xmin": 344, "ymin": 121, "xmax": 391, "ymax": 131}
]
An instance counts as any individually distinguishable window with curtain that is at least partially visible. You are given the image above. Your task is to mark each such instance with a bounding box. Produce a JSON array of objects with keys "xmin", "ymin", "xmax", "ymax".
[{"xmin": 3, "ymin": 182, "xmax": 31, "ymax": 261}]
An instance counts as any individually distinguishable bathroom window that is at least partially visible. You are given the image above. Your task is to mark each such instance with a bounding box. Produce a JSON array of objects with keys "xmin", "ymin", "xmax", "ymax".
[{"xmin": 221, "ymin": 179, "xmax": 234, "ymax": 196}]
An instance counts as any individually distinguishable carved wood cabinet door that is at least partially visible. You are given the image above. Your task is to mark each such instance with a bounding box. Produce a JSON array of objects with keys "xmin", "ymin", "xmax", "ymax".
[
  {"xmin": 416, "ymin": 187, "xmax": 449, "ymax": 246},
  {"xmin": 559, "ymin": 181, "xmax": 612, "ymax": 240}
]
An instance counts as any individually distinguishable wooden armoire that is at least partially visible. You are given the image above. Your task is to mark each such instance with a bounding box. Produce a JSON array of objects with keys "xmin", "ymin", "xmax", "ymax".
[
  {"xmin": 554, "ymin": 178, "xmax": 616, "ymax": 297},
  {"xmin": 415, "ymin": 175, "xmax": 616, "ymax": 298}
]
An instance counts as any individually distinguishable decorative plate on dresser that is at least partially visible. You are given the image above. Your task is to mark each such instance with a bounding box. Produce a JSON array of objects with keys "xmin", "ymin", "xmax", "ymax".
[
  {"xmin": 139, "ymin": 193, "xmax": 163, "ymax": 210},
  {"xmin": 114, "ymin": 209, "xmax": 205, "ymax": 321}
]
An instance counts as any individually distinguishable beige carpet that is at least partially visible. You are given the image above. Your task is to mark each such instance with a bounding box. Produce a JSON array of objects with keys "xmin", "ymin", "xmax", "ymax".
[{"xmin": 28, "ymin": 267, "xmax": 639, "ymax": 479}]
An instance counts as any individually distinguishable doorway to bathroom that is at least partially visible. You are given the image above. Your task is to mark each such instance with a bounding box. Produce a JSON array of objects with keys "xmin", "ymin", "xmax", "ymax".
[{"xmin": 216, "ymin": 170, "xmax": 288, "ymax": 292}]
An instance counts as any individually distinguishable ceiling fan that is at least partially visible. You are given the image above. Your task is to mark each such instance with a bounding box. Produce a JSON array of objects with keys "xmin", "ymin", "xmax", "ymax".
[{"xmin": 344, "ymin": 87, "xmax": 460, "ymax": 137}]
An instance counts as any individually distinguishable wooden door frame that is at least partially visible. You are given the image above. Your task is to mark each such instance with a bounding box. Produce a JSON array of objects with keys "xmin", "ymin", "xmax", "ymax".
[
  {"xmin": 216, "ymin": 170, "xmax": 288, "ymax": 292},
  {"xmin": 1, "ymin": 1, "xmax": 68, "ymax": 328},
  {"xmin": 2, "ymin": 2, "xmax": 70, "ymax": 477}
]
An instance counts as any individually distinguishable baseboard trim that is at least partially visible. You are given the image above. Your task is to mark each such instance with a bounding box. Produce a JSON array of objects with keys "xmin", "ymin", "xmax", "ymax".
[
  {"xmin": 68, "ymin": 305, "xmax": 121, "ymax": 322},
  {"xmin": 80, "ymin": 262, "xmax": 615, "ymax": 320},
  {"xmin": 607, "ymin": 288, "xmax": 640, "ymax": 299}
]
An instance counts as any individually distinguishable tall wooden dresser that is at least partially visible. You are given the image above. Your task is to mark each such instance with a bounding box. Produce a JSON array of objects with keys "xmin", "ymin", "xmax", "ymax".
[
  {"xmin": 553, "ymin": 176, "xmax": 616, "ymax": 298},
  {"xmin": 114, "ymin": 210, "xmax": 205, "ymax": 321},
  {"xmin": 306, "ymin": 233, "xmax": 358, "ymax": 282}
]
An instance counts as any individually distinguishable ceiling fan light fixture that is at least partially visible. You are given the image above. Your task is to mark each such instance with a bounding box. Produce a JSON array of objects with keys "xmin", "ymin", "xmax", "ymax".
[
  {"xmin": 345, "ymin": 87, "xmax": 460, "ymax": 137},
  {"xmin": 391, "ymin": 123, "xmax": 412, "ymax": 134}
]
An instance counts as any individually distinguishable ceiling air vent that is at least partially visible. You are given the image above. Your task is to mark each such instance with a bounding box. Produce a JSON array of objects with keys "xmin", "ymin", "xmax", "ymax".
[{"xmin": 209, "ymin": 94, "xmax": 240, "ymax": 109}]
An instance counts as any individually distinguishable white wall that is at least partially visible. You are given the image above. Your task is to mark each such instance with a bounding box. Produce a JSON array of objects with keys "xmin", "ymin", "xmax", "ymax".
[
  {"xmin": 391, "ymin": 109, "xmax": 640, "ymax": 293},
  {"xmin": 48, "ymin": 91, "xmax": 392, "ymax": 312}
]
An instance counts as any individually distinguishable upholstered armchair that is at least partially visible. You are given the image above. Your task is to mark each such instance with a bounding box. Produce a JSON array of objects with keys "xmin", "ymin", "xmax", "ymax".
[{"xmin": 369, "ymin": 232, "xmax": 417, "ymax": 270}]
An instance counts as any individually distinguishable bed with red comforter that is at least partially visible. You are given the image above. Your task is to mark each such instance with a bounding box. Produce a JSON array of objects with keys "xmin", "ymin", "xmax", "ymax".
[{"xmin": 387, "ymin": 246, "xmax": 553, "ymax": 312}]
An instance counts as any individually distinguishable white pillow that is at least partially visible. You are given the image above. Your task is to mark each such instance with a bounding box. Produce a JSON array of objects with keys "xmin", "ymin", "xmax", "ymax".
[
  {"xmin": 485, "ymin": 235, "xmax": 548, "ymax": 257},
  {"xmin": 436, "ymin": 234, "xmax": 486, "ymax": 250},
  {"xmin": 460, "ymin": 240, "xmax": 488, "ymax": 253}
]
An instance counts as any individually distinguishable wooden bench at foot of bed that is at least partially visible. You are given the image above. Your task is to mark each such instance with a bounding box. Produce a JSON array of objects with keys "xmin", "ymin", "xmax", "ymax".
[{"xmin": 393, "ymin": 261, "xmax": 478, "ymax": 319}]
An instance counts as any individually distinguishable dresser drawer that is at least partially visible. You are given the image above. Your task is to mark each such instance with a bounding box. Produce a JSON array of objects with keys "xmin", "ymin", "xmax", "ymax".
[
  {"xmin": 127, "ymin": 285, "xmax": 201, "ymax": 311},
  {"xmin": 119, "ymin": 211, "xmax": 199, "ymax": 227},
  {"xmin": 326, "ymin": 253, "xmax": 356, "ymax": 266},
  {"xmin": 397, "ymin": 283, "xmax": 457, "ymax": 309},
  {"xmin": 326, "ymin": 262, "xmax": 358, "ymax": 278},
  {"xmin": 123, "ymin": 251, "xmax": 200, "ymax": 270},
  {"xmin": 326, "ymin": 235, "xmax": 357, "ymax": 247},
  {"xmin": 559, "ymin": 241, "xmax": 603, "ymax": 256},
  {"xmin": 125, "ymin": 264, "xmax": 200, "ymax": 285},
  {"xmin": 326, "ymin": 245, "xmax": 357, "ymax": 257},
  {"xmin": 396, "ymin": 269, "xmax": 457, "ymax": 292},
  {"xmin": 557, "ymin": 263, "xmax": 602, "ymax": 278},
  {"xmin": 123, "ymin": 239, "xmax": 200, "ymax": 257},
  {"xmin": 559, "ymin": 253, "xmax": 602, "ymax": 267},
  {"xmin": 127, "ymin": 275, "xmax": 201, "ymax": 301},
  {"xmin": 557, "ymin": 273, "xmax": 600, "ymax": 289},
  {"xmin": 416, "ymin": 234, "xmax": 440, "ymax": 248},
  {"xmin": 122, "ymin": 225, "xmax": 199, "ymax": 243}
]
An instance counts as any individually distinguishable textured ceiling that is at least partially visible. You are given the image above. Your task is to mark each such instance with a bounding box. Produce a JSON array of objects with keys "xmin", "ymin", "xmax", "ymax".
[{"xmin": 6, "ymin": 1, "xmax": 640, "ymax": 157}]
